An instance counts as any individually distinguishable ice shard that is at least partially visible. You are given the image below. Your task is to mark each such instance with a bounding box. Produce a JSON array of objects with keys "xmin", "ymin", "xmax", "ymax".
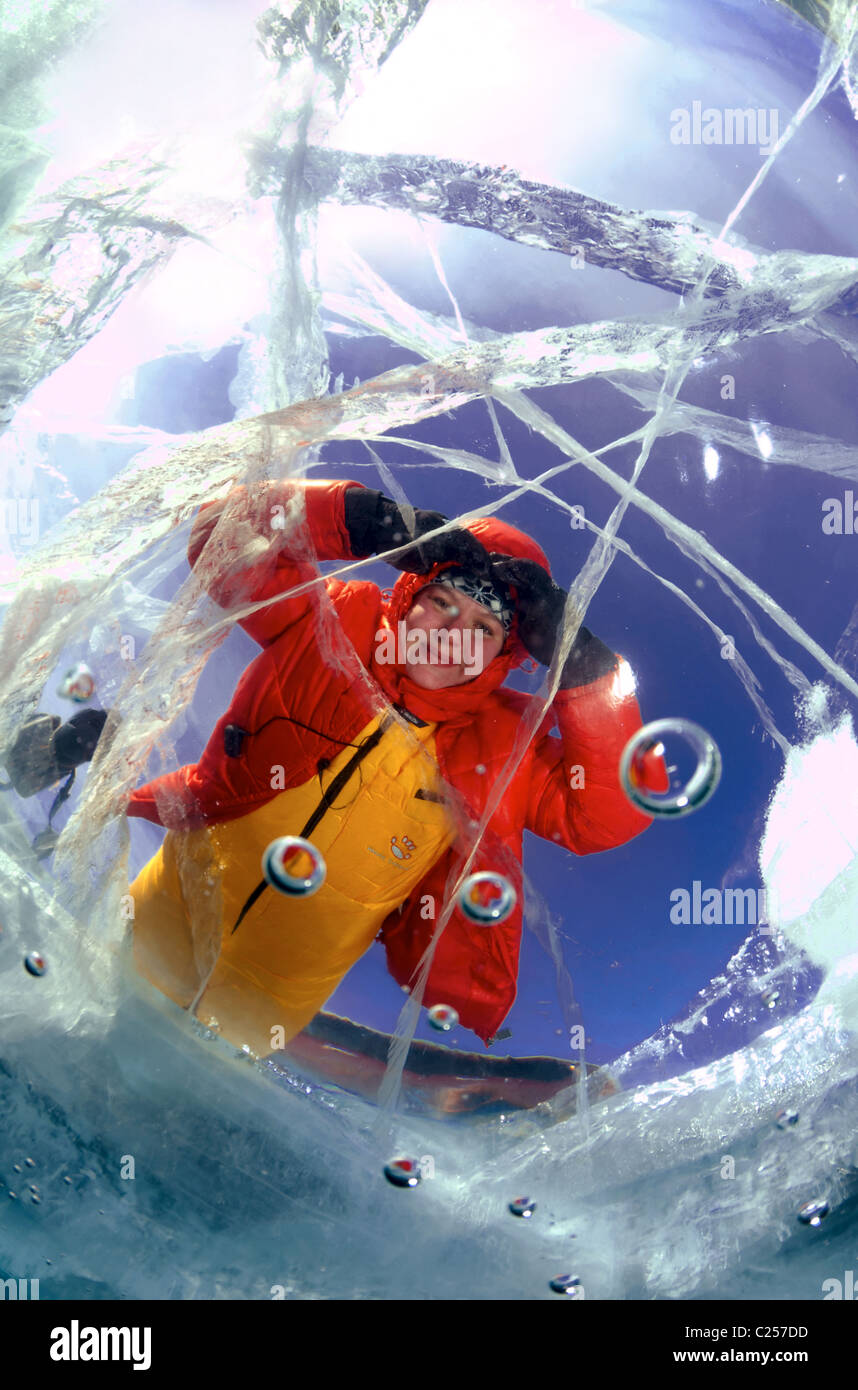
[
  {"xmin": 0, "ymin": 148, "xmax": 246, "ymax": 431},
  {"xmin": 260, "ymin": 143, "xmax": 858, "ymax": 313}
]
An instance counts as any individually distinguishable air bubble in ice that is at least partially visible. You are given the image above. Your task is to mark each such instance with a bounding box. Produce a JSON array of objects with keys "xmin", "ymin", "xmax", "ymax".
[
  {"xmin": 508, "ymin": 1196, "xmax": 536, "ymax": 1218},
  {"xmin": 797, "ymin": 1199, "xmax": 828, "ymax": 1226},
  {"xmin": 427, "ymin": 1004, "xmax": 458, "ymax": 1031},
  {"xmin": 549, "ymin": 1274, "xmax": 583, "ymax": 1296},
  {"xmin": 776, "ymin": 1109, "xmax": 799, "ymax": 1128},
  {"xmin": 384, "ymin": 1158, "xmax": 421, "ymax": 1188},
  {"xmin": 262, "ymin": 837, "xmax": 326, "ymax": 897},
  {"xmin": 619, "ymin": 718, "xmax": 721, "ymax": 817},
  {"xmin": 56, "ymin": 662, "xmax": 96, "ymax": 703},
  {"xmin": 24, "ymin": 951, "xmax": 47, "ymax": 976},
  {"xmin": 458, "ymin": 872, "xmax": 517, "ymax": 924}
]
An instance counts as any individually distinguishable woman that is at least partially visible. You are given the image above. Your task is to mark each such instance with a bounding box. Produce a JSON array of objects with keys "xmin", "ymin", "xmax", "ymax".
[{"xmin": 126, "ymin": 478, "xmax": 662, "ymax": 1057}]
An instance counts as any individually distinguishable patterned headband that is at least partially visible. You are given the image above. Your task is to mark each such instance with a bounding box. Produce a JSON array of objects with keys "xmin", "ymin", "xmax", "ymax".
[{"xmin": 431, "ymin": 566, "xmax": 515, "ymax": 632}]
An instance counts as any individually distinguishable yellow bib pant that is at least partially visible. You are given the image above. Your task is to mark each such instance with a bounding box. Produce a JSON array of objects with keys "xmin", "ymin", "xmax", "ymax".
[{"xmin": 129, "ymin": 715, "xmax": 455, "ymax": 1056}]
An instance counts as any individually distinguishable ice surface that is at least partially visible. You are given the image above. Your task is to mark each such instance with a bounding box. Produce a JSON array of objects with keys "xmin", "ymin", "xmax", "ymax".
[{"xmin": 1, "ymin": 0, "xmax": 858, "ymax": 1300}]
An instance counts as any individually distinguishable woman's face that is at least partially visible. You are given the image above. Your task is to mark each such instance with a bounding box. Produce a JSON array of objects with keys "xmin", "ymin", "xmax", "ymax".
[{"xmin": 402, "ymin": 583, "xmax": 507, "ymax": 689}]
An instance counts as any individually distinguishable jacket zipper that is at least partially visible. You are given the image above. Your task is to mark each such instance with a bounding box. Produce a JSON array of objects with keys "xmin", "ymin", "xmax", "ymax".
[{"xmin": 230, "ymin": 713, "xmax": 393, "ymax": 935}]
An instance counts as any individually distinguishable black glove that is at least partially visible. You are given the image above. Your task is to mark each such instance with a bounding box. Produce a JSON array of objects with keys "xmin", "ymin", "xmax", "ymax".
[
  {"xmin": 1, "ymin": 708, "xmax": 109, "ymax": 798},
  {"xmin": 344, "ymin": 487, "xmax": 492, "ymax": 577},
  {"xmin": 54, "ymin": 708, "xmax": 110, "ymax": 771},
  {"xmin": 490, "ymin": 557, "xmax": 617, "ymax": 687}
]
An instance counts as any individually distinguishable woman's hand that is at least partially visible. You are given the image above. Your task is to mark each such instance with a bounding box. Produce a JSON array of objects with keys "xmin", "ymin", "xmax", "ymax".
[
  {"xmin": 490, "ymin": 556, "xmax": 617, "ymax": 686},
  {"xmin": 345, "ymin": 487, "xmax": 492, "ymax": 576},
  {"xmin": 489, "ymin": 557, "xmax": 567, "ymax": 665}
]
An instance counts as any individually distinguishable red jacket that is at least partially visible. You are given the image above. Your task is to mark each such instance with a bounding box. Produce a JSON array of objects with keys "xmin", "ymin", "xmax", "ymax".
[{"xmin": 127, "ymin": 479, "xmax": 658, "ymax": 1043}]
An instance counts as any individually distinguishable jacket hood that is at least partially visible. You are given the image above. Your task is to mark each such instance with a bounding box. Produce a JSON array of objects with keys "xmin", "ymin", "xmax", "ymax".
[{"xmin": 368, "ymin": 513, "xmax": 552, "ymax": 723}]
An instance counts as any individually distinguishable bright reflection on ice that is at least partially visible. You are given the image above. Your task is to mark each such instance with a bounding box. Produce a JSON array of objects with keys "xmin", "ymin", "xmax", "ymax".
[
  {"xmin": 749, "ymin": 420, "xmax": 774, "ymax": 460},
  {"xmin": 711, "ymin": 237, "xmax": 757, "ymax": 281},
  {"xmin": 760, "ymin": 713, "xmax": 858, "ymax": 931},
  {"xmin": 612, "ymin": 659, "xmax": 637, "ymax": 700},
  {"xmin": 703, "ymin": 444, "xmax": 720, "ymax": 480}
]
